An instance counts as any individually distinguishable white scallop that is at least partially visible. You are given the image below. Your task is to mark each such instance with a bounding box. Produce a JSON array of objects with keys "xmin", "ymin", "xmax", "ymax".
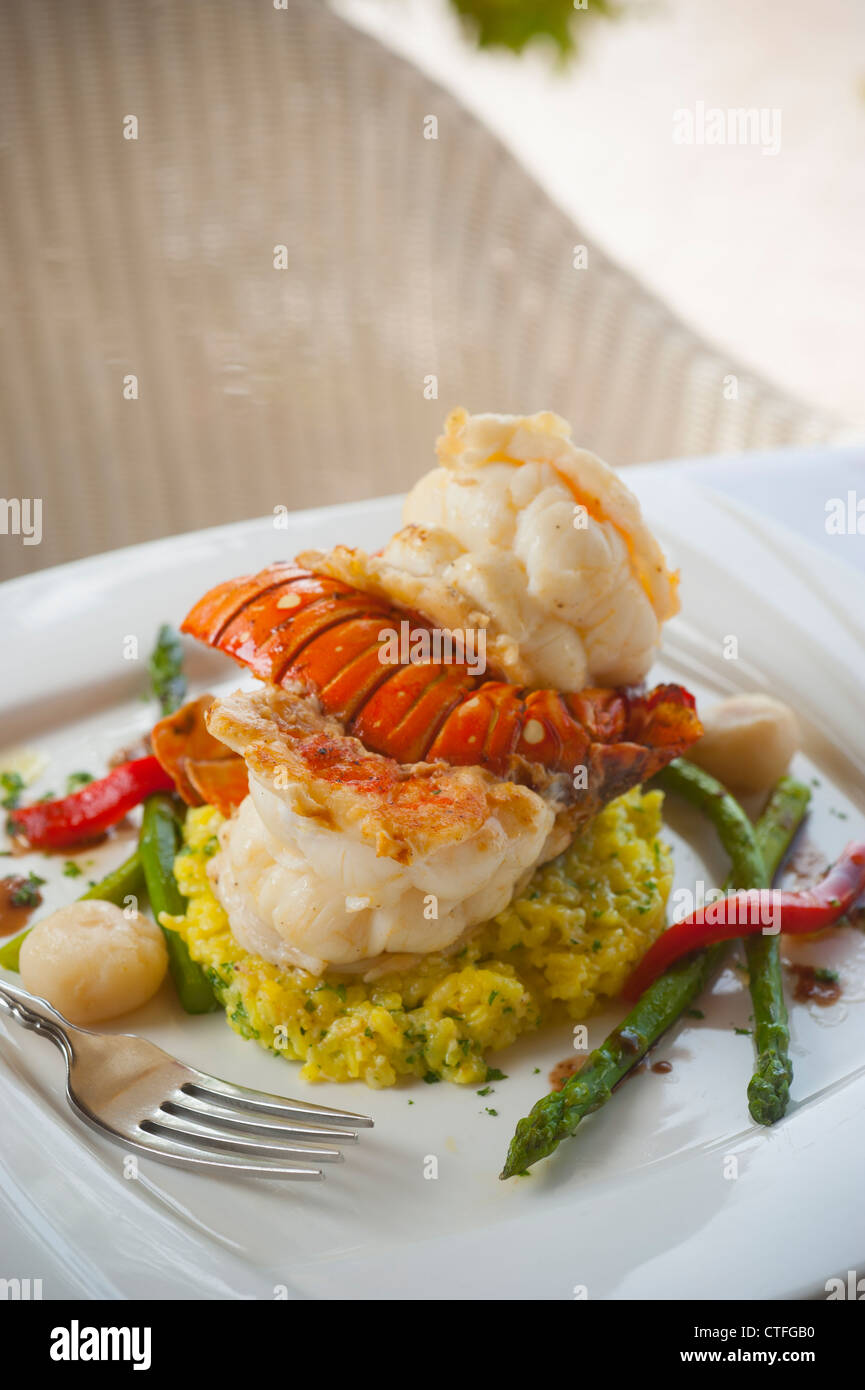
[
  {"xmin": 20, "ymin": 900, "xmax": 168, "ymax": 1025},
  {"xmin": 685, "ymin": 693, "xmax": 801, "ymax": 794}
]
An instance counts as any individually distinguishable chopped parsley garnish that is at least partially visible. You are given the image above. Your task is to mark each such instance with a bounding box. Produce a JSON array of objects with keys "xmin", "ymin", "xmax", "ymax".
[
  {"xmin": 314, "ymin": 981, "xmax": 346, "ymax": 1002},
  {"xmin": 423, "ymin": 1071, "xmax": 441, "ymax": 1085},
  {"xmin": 0, "ymin": 772, "xmax": 24, "ymax": 810},
  {"xmin": 485, "ymin": 1066, "xmax": 507, "ymax": 1082},
  {"xmin": 814, "ymin": 967, "xmax": 839, "ymax": 984},
  {"xmin": 62, "ymin": 861, "xmax": 83, "ymax": 878},
  {"xmin": 65, "ymin": 771, "xmax": 94, "ymax": 794},
  {"xmin": 484, "ymin": 1107, "xmax": 498, "ymax": 1117},
  {"xmin": 229, "ymin": 1002, "xmax": 260, "ymax": 1040},
  {"xmin": 9, "ymin": 873, "xmax": 46, "ymax": 907}
]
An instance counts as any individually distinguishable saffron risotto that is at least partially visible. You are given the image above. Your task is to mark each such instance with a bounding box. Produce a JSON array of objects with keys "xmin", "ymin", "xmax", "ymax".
[{"xmin": 163, "ymin": 788, "xmax": 672, "ymax": 1088}]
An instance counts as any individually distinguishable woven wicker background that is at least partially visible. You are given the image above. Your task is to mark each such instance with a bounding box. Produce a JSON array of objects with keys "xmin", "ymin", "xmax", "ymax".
[{"xmin": 0, "ymin": 0, "xmax": 839, "ymax": 582}]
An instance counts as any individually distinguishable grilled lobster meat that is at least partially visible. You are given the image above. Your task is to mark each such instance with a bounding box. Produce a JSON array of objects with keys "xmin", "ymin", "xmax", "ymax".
[{"xmin": 174, "ymin": 563, "xmax": 701, "ymax": 814}]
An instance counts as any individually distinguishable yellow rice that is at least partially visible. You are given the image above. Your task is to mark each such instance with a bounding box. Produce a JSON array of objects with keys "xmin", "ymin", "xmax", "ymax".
[{"xmin": 163, "ymin": 788, "xmax": 672, "ymax": 1088}]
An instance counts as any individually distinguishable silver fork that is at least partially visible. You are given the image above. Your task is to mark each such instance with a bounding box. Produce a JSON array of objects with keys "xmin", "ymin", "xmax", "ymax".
[{"xmin": 0, "ymin": 978, "xmax": 372, "ymax": 1179}]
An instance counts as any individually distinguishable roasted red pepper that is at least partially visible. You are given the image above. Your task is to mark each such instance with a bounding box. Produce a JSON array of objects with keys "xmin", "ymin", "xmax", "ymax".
[
  {"xmin": 9, "ymin": 757, "xmax": 175, "ymax": 850},
  {"xmin": 625, "ymin": 841, "xmax": 865, "ymax": 1000}
]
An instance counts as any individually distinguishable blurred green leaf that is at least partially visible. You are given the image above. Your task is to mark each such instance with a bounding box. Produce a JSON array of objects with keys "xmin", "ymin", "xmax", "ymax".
[{"xmin": 450, "ymin": 0, "xmax": 618, "ymax": 56}]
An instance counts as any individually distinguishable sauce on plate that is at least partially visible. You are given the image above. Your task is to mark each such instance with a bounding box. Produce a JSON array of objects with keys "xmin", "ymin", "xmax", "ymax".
[
  {"xmin": 789, "ymin": 963, "xmax": 842, "ymax": 1007},
  {"xmin": 0, "ymin": 874, "xmax": 43, "ymax": 937}
]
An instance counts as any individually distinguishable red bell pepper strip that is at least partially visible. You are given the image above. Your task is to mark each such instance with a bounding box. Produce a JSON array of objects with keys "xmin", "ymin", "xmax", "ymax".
[
  {"xmin": 625, "ymin": 840, "xmax": 865, "ymax": 1001},
  {"xmin": 9, "ymin": 757, "xmax": 175, "ymax": 850}
]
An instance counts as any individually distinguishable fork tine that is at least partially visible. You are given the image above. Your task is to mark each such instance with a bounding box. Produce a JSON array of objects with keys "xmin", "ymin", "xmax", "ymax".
[
  {"xmin": 141, "ymin": 1115, "xmax": 343, "ymax": 1164},
  {"xmin": 68, "ymin": 1109, "xmax": 325, "ymax": 1180},
  {"xmin": 182, "ymin": 1073, "xmax": 374, "ymax": 1127},
  {"xmin": 132, "ymin": 1132, "xmax": 324, "ymax": 1180},
  {"xmin": 2, "ymin": 982, "xmax": 362, "ymax": 1181},
  {"xmin": 163, "ymin": 1094, "xmax": 359, "ymax": 1144}
]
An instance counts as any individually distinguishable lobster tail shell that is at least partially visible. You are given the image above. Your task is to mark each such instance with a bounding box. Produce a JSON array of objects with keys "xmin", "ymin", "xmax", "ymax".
[{"xmin": 181, "ymin": 563, "xmax": 701, "ymax": 813}]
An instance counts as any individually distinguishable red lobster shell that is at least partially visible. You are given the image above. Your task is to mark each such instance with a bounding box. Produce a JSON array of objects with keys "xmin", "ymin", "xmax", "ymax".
[{"xmin": 178, "ymin": 563, "xmax": 701, "ymax": 814}]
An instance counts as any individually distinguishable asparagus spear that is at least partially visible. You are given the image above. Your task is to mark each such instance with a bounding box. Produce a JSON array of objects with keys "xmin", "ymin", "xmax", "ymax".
[
  {"xmin": 500, "ymin": 764, "xmax": 809, "ymax": 1178},
  {"xmin": 656, "ymin": 764, "xmax": 810, "ymax": 1124},
  {"xmin": 743, "ymin": 777, "xmax": 811, "ymax": 1124},
  {"xmin": 139, "ymin": 794, "xmax": 218, "ymax": 1014}
]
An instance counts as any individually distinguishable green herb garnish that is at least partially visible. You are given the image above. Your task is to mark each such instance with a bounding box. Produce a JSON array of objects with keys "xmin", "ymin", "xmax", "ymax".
[
  {"xmin": 0, "ymin": 772, "xmax": 24, "ymax": 810},
  {"xmin": 148, "ymin": 624, "xmax": 187, "ymax": 716},
  {"xmin": 65, "ymin": 771, "xmax": 94, "ymax": 794},
  {"xmin": 9, "ymin": 872, "xmax": 46, "ymax": 907}
]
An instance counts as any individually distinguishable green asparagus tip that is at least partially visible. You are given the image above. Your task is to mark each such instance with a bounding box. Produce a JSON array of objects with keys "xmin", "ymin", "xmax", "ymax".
[
  {"xmin": 747, "ymin": 1053, "xmax": 793, "ymax": 1126},
  {"xmin": 499, "ymin": 1095, "xmax": 568, "ymax": 1179}
]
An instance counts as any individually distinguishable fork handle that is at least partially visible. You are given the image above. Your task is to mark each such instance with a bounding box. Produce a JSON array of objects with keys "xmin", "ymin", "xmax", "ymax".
[
  {"xmin": 0, "ymin": 977, "xmax": 82, "ymax": 1035},
  {"xmin": 0, "ymin": 981, "xmax": 75, "ymax": 1062}
]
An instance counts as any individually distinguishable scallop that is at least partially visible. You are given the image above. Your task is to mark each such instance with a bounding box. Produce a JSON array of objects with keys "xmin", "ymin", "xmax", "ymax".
[
  {"xmin": 685, "ymin": 693, "xmax": 800, "ymax": 793},
  {"xmin": 20, "ymin": 899, "xmax": 168, "ymax": 1025}
]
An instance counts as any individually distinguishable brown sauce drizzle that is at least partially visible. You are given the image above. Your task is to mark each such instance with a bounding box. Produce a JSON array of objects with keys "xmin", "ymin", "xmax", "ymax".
[
  {"xmin": 789, "ymin": 963, "xmax": 842, "ymax": 1007},
  {"xmin": 784, "ymin": 840, "xmax": 829, "ymax": 889},
  {"xmin": 108, "ymin": 734, "xmax": 152, "ymax": 768},
  {"xmin": 548, "ymin": 1057, "xmax": 583, "ymax": 1091},
  {"xmin": 549, "ymin": 1053, "xmax": 673, "ymax": 1091},
  {"xmin": 0, "ymin": 875, "xmax": 43, "ymax": 937}
]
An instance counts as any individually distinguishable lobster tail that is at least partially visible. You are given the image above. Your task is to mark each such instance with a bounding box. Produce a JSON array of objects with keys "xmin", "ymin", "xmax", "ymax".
[{"xmin": 179, "ymin": 563, "xmax": 701, "ymax": 815}]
